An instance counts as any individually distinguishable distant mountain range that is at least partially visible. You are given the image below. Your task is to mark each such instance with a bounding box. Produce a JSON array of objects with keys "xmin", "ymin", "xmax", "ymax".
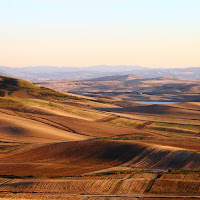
[{"xmin": 0, "ymin": 65, "xmax": 199, "ymax": 80}]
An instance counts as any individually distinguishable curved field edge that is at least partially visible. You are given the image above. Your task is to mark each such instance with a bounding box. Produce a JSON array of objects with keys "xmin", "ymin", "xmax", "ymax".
[
  {"xmin": 0, "ymin": 173, "xmax": 199, "ymax": 196},
  {"xmin": 0, "ymin": 140, "xmax": 199, "ymax": 177}
]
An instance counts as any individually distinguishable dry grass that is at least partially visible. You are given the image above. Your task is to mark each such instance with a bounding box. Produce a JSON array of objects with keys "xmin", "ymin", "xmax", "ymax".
[
  {"xmin": 0, "ymin": 110, "xmax": 87, "ymax": 143},
  {"xmin": 0, "ymin": 97, "xmax": 110, "ymax": 121},
  {"xmin": 0, "ymin": 76, "xmax": 199, "ymax": 199},
  {"xmin": 105, "ymin": 118, "xmax": 143, "ymax": 128},
  {"xmin": 149, "ymin": 179, "xmax": 200, "ymax": 195},
  {"xmin": 0, "ymin": 178, "xmax": 150, "ymax": 194},
  {"xmin": 0, "ymin": 173, "xmax": 199, "ymax": 198},
  {"xmin": 0, "ymin": 193, "xmax": 81, "ymax": 200}
]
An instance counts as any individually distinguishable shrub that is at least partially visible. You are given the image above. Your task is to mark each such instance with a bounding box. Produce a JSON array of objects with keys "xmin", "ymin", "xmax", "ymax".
[
  {"xmin": 0, "ymin": 90, "xmax": 5, "ymax": 97},
  {"xmin": 168, "ymin": 168, "xmax": 174, "ymax": 173}
]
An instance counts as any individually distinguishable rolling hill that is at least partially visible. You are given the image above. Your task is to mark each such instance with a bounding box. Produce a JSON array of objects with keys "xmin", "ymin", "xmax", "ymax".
[
  {"xmin": 0, "ymin": 75, "xmax": 199, "ymax": 199},
  {"xmin": 0, "ymin": 140, "xmax": 199, "ymax": 177}
]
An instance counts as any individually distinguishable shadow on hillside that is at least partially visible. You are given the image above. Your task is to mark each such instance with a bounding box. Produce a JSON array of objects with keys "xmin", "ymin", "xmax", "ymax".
[
  {"xmin": 1, "ymin": 77, "xmax": 19, "ymax": 87},
  {"xmin": 2, "ymin": 126, "xmax": 26, "ymax": 136},
  {"xmin": 96, "ymin": 105, "xmax": 172, "ymax": 115}
]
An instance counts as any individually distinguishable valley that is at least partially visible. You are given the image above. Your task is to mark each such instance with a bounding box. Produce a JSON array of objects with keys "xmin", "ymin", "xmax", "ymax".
[
  {"xmin": 0, "ymin": 75, "xmax": 199, "ymax": 199},
  {"xmin": 35, "ymin": 75, "xmax": 200, "ymax": 103}
]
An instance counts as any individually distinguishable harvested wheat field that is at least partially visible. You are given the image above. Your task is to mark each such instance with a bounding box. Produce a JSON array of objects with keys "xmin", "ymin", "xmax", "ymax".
[{"xmin": 0, "ymin": 173, "xmax": 199, "ymax": 199}]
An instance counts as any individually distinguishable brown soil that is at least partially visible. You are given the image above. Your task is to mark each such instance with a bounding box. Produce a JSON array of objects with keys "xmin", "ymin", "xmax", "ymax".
[{"xmin": 0, "ymin": 140, "xmax": 199, "ymax": 177}]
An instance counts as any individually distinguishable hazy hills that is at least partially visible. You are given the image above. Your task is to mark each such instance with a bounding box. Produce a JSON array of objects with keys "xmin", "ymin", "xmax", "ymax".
[
  {"xmin": 0, "ymin": 65, "xmax": 199, "ymax": 81},
  {"xmin": 36, "ymin": 74, "xmax": 200, "ymax": 102},
  {"xmin": 0, "ymin": 65, "xmax": 145, "ymax": 73},
  {"xmin": 88, "ymin": 74, "xmax": 142, "ymax": 81}
]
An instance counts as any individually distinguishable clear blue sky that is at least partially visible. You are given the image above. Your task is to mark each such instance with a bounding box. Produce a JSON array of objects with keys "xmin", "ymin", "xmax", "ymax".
[{"xmin": 0, "ymin": 0, "xmax": 200, "ymax": 68}]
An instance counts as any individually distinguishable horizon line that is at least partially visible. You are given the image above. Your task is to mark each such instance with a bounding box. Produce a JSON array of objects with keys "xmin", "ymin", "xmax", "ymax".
[{"xmin": 0, "ymin": 65, "xmax": 199, "ymax": 69}]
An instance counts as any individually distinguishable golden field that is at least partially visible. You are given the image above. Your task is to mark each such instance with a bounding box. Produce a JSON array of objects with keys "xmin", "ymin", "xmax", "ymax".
[{"xmin": 0, "ymin": 75, "xmax": 199, "ymax": 199}]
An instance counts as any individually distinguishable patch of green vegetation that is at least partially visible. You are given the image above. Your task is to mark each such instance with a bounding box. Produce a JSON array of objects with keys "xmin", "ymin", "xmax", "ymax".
[
  {"xmin": 0, "ymin": 89, "xmax": 5, "ymax": 97},
  {"xmin": 1, "ymin": 97, "xmax": 59, "ymax": 108},
  {"xmin": 77, "ymin": 170, "xmax": 143, "ymax": 177},
  {"xmin": 144, "ymin": 125, "xmax": 198, "ymax": 136},
  {"xmin": 17, "ymin": 80, "xmax": 39, "ymax": 90},
  {"xmin": 168, "ymin": 168, "xmax": 174, "ymax": 173},
  {"xmin": 0, "ymin": 97, "xmax": 55, "ymax": 112},
  {"xmin": 106, "ymin": 118, "xmax": 142, "ymax": 128},
  {"xmin": 0, "ymin": 75, "xmax": 107, "ymax": 106},
  {"xmin": 0, "ymin": 75, "xmax": 39, "ymax": 90},
  {"xmin": 96, "ymin": 170, "xmax": 141, "ymax": 175},
  {"xmin": 38, "ymin": 87, "xmax": 83, "ymax": 100},
  {"xmin": 0, "ymin": 97, "xmax": 25, "ymax": 110},
  {"xmin": 33, "ymin": 87, "xmax": 106, "ymax": 103},
  {"xmin": 0, "ymin": 97, "xmax": 107, "ymax": 120},
  {"xmin": 149, "ymin": 126, "xmax": 197, "ymax": 135},
  {"xmin": 43, "ymin": 99, "xmax": 107, "ymax": 119},
  {"xmin": 104, "ymin": 136, "xmax": 153, "ymax": 141},
  {"xmin": 155, "ymin": 122, "xmax": 200, "ymax": 131}
]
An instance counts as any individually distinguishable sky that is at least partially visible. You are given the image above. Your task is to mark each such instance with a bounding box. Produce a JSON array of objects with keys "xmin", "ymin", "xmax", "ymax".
[{"xmin": 0, "ymin": 0, "xmax": 200, "ymax": 68}]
